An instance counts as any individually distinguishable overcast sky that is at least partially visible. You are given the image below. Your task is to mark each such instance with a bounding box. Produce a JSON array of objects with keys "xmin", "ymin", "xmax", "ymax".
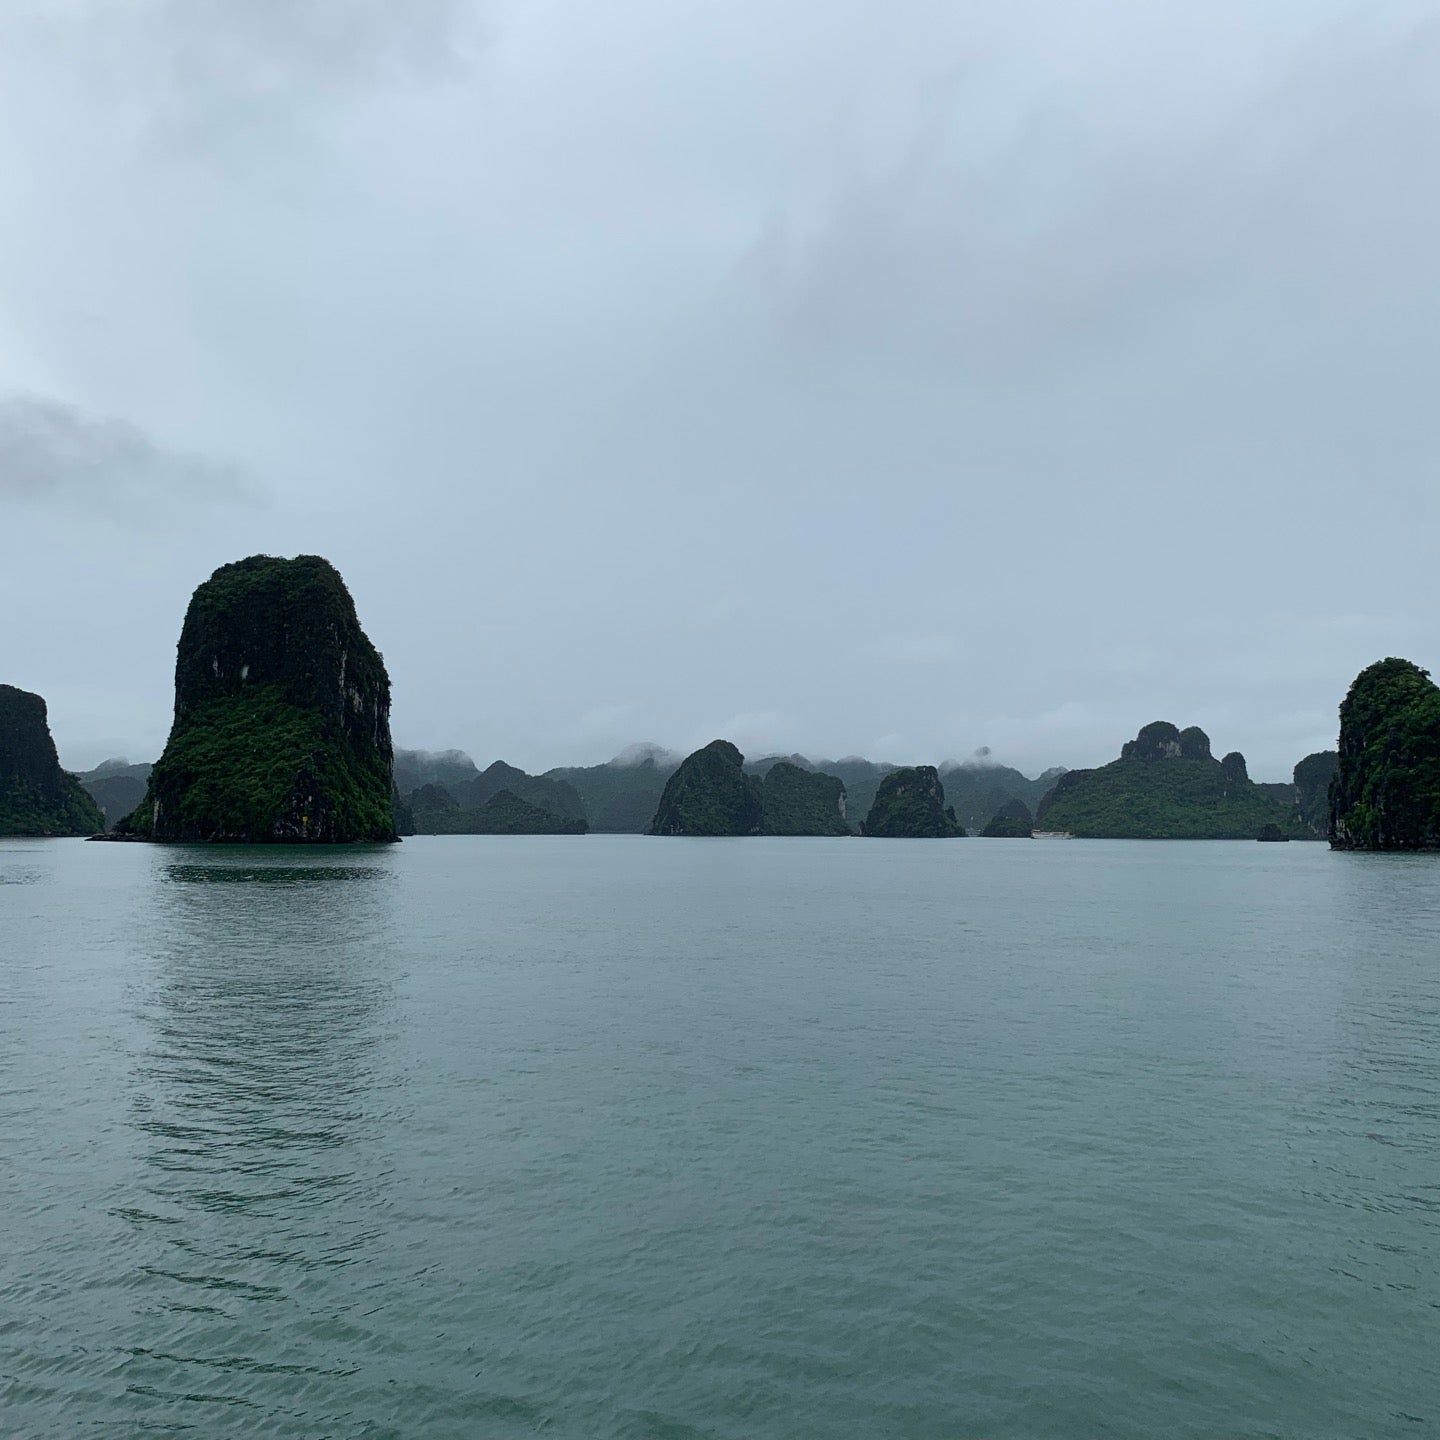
[{"xmin": 2, "ymin": 0, "xmax": 1437, "ymax": 780}]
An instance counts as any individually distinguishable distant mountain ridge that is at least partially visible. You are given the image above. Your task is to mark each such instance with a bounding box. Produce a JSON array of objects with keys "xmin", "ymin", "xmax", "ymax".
[
  {"xmin": 545, "ymin": 748, "xmax": 679, "ymax": 832},
  {"xmin": 320, "ymin": 729, "xmax": 1355, "ymax": 843},
  {"xmin": 459, "ymin": 762, "xmax": 586, "ymax": 824},
  {"xmin": 938, "ymin": 760, "xmax": 1067, "ymax": 832},
  {"xmin": 402, "ymin": 782, "xmax": 587, "ymax": 835},
  {"xmin": 77, "ymin": 759, "xmax": 152, "ymax": 831},
  {"xmin": 397, "ymin": 740, "xmax": 1068, "ymax": 835},
  {"xmin": 392, "ymin": 748, "xmax": 480, "ymax": 799}
]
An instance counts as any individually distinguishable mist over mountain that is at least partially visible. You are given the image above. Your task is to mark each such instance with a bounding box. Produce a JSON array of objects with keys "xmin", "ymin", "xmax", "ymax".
[
  {"xmin": 608, "ymin": 743, "xmax": 683, "ymax": 769},
  {"xmin": 77, "ymin": 759, "xmax": 152, "ymax": 831},
  {"xmin": 938, "ymin": 759, "xmax": 1070, "ymax": 832},
  {"xmin": 393, "ymin": 748, "xmax": 481, "ymax": 798}
]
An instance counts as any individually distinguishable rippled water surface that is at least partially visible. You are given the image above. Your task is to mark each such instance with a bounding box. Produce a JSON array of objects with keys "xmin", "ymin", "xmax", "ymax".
[{"xmin": 1, "ymin": 836, "xmax": 1437, "ymax": 1437}]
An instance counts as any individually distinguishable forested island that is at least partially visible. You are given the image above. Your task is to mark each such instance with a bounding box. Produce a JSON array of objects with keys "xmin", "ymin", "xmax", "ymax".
[
  {"xmin": 109, "ymin": 555, "xmax": 399, "ymax": 843},
  {"xmin": 1035, "ymin": 722, "xmax": 1316, "ymax": 840},
  {"xmin": 0, "ymin": 685, "xmax": 105, "ymax": 836},
  {"xmin": 2, "ymin": 555, "xmax": 1437, "ymax": 850},
  {"xmin": 1330, "ymin": 659, "xmax": 1440, "ymax": 849}
]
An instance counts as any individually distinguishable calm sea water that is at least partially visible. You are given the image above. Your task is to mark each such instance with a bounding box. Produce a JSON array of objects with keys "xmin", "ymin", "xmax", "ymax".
[{"xmin": 1, "ymin": 836, "xmax": 1436, "ymax": 1437}]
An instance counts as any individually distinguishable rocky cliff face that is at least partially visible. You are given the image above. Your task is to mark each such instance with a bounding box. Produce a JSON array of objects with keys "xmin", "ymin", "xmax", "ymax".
[
  {"xmin": 649, "ymin": 740, "xmax": 764, "ymax": 836},
  {"xmin": 1330, "ymin": 658, "xmax": 1440, "ymax": 850},
  {"xmin": 0, "ymin": 685, "xmax": 106, "ymax": 836},
  {"xmin": 1293, "ymin": 751, "xmax": 1338, "ymax": 838},
  {"xmin": 119, "ymin": 555, "xmax": 398, "ymax": 842},
  {"xmin": 807, "ymin": 757, "xmax": 894, "ymax": 832},
  {"xmin": 861, "ymin": 766, "xmax": 962, "ymax": 837},
  {"xmin": 980, "ymin": 797, "xmax": 1034, "ymax": 837},
  {"xmin": 1119, "ymin": 721, "xmax": 1214, "ymax": 762},
  {"xmin": 1220, "ymin": 751, "xmax": 1249, "ymax": 793},
  {"xmin": 1121, "ymin": 721, "xmax": 1183, "ymax": 761},
  {"xmin": 759, "ymin": 761, "xmax": 849, "ymax": 835}
]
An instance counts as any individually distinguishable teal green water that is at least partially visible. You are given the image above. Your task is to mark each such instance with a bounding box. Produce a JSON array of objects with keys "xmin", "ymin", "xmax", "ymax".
[{"xmin": 1, "ymin": 836, "xmax": 1436, "ymax": 1437}]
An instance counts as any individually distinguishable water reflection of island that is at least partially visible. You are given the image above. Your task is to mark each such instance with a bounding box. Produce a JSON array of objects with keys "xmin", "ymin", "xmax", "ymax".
[{"xmin": 118, "ymin": 850, "xmax": 402, "ymax": 1421}]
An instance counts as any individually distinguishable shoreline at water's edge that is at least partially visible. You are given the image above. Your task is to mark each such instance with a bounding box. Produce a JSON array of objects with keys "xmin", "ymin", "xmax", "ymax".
[{"xmin": 85, "ymin": 833, "xmax": 403, "ymax": 845}]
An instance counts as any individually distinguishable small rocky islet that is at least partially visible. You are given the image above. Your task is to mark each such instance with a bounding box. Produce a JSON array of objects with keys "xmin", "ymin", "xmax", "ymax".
[
  {"xmin": 981, "ymin": 798, "xmax": 1034, "ymax": 838},
  {"xmin": 649, "ymin": 740, "xmax": 764, "ymax": 836},
  {"xmin": 860, "ymin": 766, "xmax": 962, "ymax": 838},
  {"xmin": 2, "ymin": 555, "xmax": 1436, "ymax": 849}
]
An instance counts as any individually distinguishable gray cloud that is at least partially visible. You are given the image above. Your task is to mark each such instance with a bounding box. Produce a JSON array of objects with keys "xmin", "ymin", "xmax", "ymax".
[
  {"xmin": 151, "ymin": 0, "xmax": 474, "ymax": 85},
  {"xmin": 0, "ymin": 0, "xmax": 1435, "ymax": 777},
  {"xmin": 4, "ymin": 0, "xmax": 480, "ymax": 158},
  {"xmin": 748, "ymin": 16, "xmax": 1440, "ymax": 375},
  {"xmin": 0, "ymin": 395, "xmax": 253, "ymax": 518}
]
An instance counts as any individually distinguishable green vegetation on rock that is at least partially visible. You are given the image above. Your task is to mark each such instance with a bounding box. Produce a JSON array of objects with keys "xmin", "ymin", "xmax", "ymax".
[
  {"xmin": 0, "ymin": 685, "xmax": 106, "ymax": 836},
  {"xmin": 1036, "ymin": 722, "xmax": 1302, "ymax": 839},
  {"xmin": 862, "ymin": 766, "xmax": 961, "ymax": 837},
  {"xmin": 118, "ymin": 555, "xmax": 398, "ymax": 843},
  {"xmin": 1255, "ymin": 751, "xmax": 1337, "ymax": 839},
  {"xmin": 401, "ymin": 783, "xmax": 456, "ymax": 833},
  {"xmin": 1293, "ymin": 751, "xmax": 1338, "ymax": 838},
  {"xmin": 814, "ymin": 758, "xmax": 892, "ymax": 833},
  {"xmin": 759, "ymin": 761, "xmax": 849, "ymax": 835},
  {"xmin": 546, "ymin": 747, "xmax": 678, "ymax": 832},
  {"xmin": 458, "ymin": 762, "xmax": 586, "ymax": 825},
  {"xmin": 650, "ymin": 740, "xmax": 763, "ymax": 835},
  {"xmin": 980, "ymin": 797, "xmax": 1033, "ymax": 837},
  {"xmin": 1330, "ymin": 658, "xmax": 1440, "ymax": 850},
  {"xmin": 407, "ymin": 782, "xmax": 587, "ymax": 834},
  {"xmin": 394, "ymin": 753, "xmax": 589, "ymax": 831},
  {"xmin": 1257, "ymin": 823, "xmax": 1289, "ymax": 842},
  {"xmin": 940, "ymin": 761, "xmax": 1068, "ymax": 832}
]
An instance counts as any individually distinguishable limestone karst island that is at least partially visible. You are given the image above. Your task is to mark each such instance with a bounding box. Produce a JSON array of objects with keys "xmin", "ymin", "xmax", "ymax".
[
  {"xmin": 2, "ymin": 554, "xmax": 1439, "ymax": 850},
  {"xmin": 110, "ymin": 555, "xmax": 399, "ymax": 844},
  {"xmin": 0, "ymin": 684, "xmax": 105, "ymax": 837}
]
